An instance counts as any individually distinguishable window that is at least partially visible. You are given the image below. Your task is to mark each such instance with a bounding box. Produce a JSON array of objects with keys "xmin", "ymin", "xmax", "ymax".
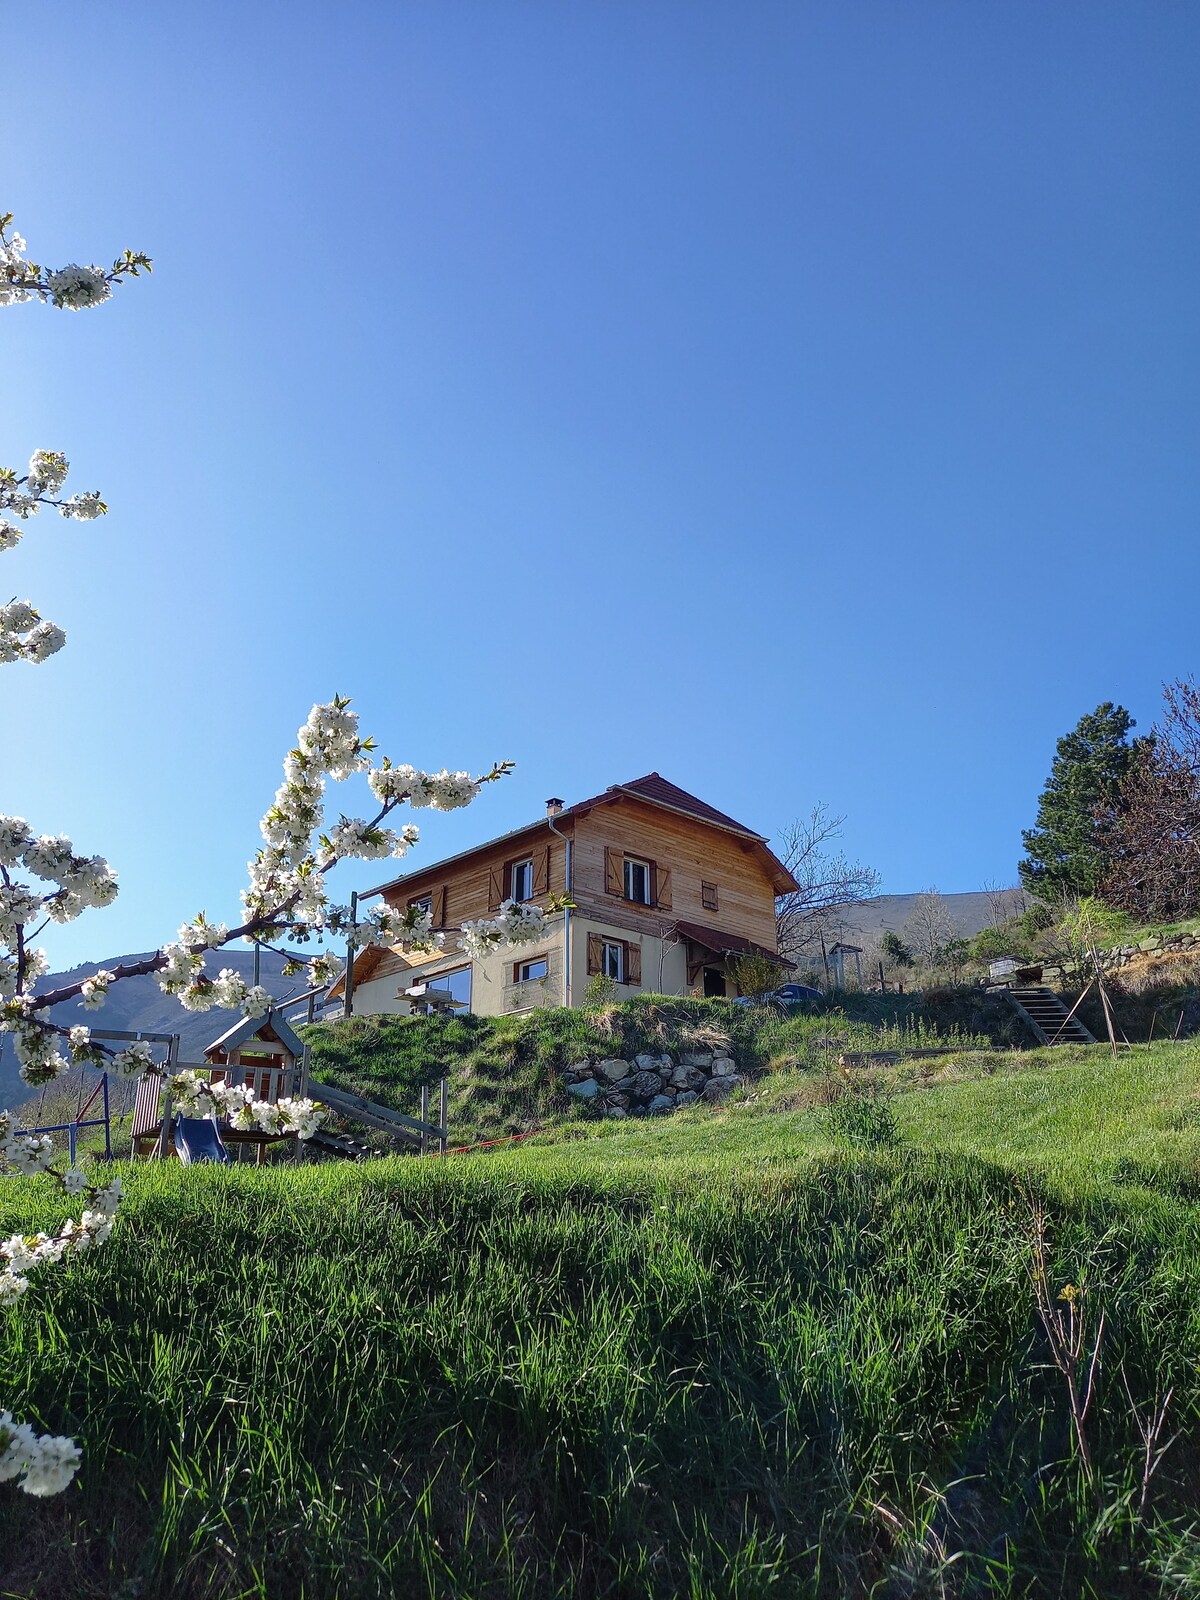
[
  {"xmin": 509, "ymin": 858, "xmax": 534, "ymax": 902},
  {"xmin": 426, "ymin": 966, "xmax": 472, "ymax": 1010},
  {"xmin": 601, "ymin": 940, "xmax": 624, "ymax": 982},
  {"xmin": 515, "ymin": 956, "xmax": 549, "ymax": 983},
  {"xmin": 409, "ymin": 894, "xmax": 433, "ymax": 918},
  {"xmin": 605, "ymin": 847, "xmax": 671, "ymax": 909},
  {"xmin": 623, "ymin": 857, "xmax": 651, "ymax": 905},
  {"xmin": 702, "ymin": 881, "xmax": 719, "ymax": 912},
  {"xmin": 586, "ymin": 934, "xmax": 642, "ymax": 986}
]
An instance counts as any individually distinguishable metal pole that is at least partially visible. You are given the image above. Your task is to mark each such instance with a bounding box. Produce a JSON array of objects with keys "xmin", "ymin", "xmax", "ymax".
[
  {"xmin": 420, "ymin": 1083, "xmax": 429, "ymax": 1156},
  {"xmin": 103, "ymin": 1073, "xmax": 111, "ymax": 1160},
  {"xmin": 439, "ymin": 1076, "xmax": 448, "ymax": 1155},
  {"xmin": 68, "ymin": 1123, "xmax": 76, "ymax": 1166},
  {"xmin": 253, "ymin": 940, "xmax": 260, "ymax": 990},
  {"xmin": 343, "ymin": 890, "xmax": 358, "ymax": 1017}
]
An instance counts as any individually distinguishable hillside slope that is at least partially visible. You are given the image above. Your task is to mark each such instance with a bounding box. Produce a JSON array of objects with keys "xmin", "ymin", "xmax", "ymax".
[{"xmin": 2, "ymin": 1050, "xmax": 1200, "ymax": 1597}]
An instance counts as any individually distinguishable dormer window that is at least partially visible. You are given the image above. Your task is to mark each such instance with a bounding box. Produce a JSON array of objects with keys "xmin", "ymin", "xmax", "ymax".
[{"xmin": 509, "ymin": 858, "xmax": 534, "ymax": 902}]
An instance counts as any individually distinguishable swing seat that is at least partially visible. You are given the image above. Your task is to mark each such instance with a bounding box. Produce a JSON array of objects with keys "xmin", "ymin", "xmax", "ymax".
[{"xmin": 173, "ymin": 1113, "xmax": 231, "ymax": 1165}]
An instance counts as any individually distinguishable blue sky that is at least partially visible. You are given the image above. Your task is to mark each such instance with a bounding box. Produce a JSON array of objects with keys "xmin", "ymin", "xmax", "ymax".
[{"xmin": 3, "ymin": 2, "xmax": 1197, "ymax": 969}]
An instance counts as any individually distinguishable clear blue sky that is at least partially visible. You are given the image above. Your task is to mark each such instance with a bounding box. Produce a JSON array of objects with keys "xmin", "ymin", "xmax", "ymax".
[{"xmin": 4, "ymin": 2, "xmax": 1197, "ymax": 969}]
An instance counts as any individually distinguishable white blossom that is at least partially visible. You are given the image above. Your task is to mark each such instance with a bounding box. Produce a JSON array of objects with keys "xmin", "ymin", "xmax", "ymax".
[
  {"xmin": 26, "ymin": 452, "xmax": 68, "ymax": 494},
  {"xmin": 79, "ymin": 970, "xmax": 115, "ymax": 1011},
  {"xmin": 58, "ymin": 491, "xmax": 106, "ymax": 520},
  {"xmin": 460, "ymin": 900, "xmax": 550, "ymax": 959},
  {"xmin": 46, "ymin": 264, "xmax": 111, "ymax": 311},
  {"xmin": 111, "ymin": 1039, "xmax": 154, "ymax": 1078}
]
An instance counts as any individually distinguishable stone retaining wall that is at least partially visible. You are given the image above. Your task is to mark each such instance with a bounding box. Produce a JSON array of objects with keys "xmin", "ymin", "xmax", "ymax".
[
  {"xmin": 1037, "ymin": 931, "xmax": 1198, "ymax": 988},
  {"xmin": 563, "ymin": 1051, "xmax": 743, "ymax": 1118}
]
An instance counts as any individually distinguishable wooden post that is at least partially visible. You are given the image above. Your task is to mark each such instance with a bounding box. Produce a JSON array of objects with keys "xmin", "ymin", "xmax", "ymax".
[
  {"xmin": 819, "ymin": 931, "xmax": 831, "ymax": 992},
  {"xmin": 878, "ymin": 961, "xmax": 886, "ymax": 995},
  {"xmin": 420, "ymin": 1083, "xmax": 429, "ymax": 1156},
  {"xmin": 343, "ymin": 891, "xmax": 358, "ymax": 1017},
  {"xmin": 439, "ymin": 1077, "xmax": 448, "ymax": 1156}
]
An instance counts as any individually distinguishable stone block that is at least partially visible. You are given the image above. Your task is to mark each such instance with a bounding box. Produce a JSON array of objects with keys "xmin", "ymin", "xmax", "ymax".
[
  {"xmin": 631, "ymin": 1070, "xmax": 663, "ymax": 1098},
  {"xmin": 597, "ymin": 1058, "xmax": 631, "ymax": 1081},
  {"xmin": 606, "ymin": 1106, "xmax": 628, "ymax": 1119},
  {"xmin": 566, "ymin": 1078, "xmax": 601, "ymax": 1099},
  {"xmin": 647, "ymin": 1094, "xmax": 675, "ymax": 1114},
  {"xmin": 703, "ymin": 1074, "xmax": 742, "ymax": 1101},
  {"xmin": 1141, "ymin": 937, "xmax": 1163, "ymax": 951},
  {"xmin": 680, "ymin": 1052, "xmax": 714, "ymax": 1068},
  {"xmin": 675, "ymin": 1090, "xmax": 700, "ymax": 1108}
]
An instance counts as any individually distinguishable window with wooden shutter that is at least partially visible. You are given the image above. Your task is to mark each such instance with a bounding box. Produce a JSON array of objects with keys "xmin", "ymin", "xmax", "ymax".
[
  {"xmin": 604, "ymin": 846, "xmax": 623, "ymax": 897},
  {"xmin": 586, "ymin": 933, "xmax": 605, "ymax": 975},
  {"xmin": 532, "ymin": 845, "xmax": 550, "ymax": 897},
  {"xmin": 509, "ymin": 857, "xmax": 534, "ymax": 902},
  {"xmin": 701, "ymin": 881, "xmax": 718, "ymax": 912},
  {"xmin": 487, "ymin": 864, "xmax": 505, "ymax": 911},
  {"xmin": 652, "ymin": 864, "xmax": 672, "ymax": 910},
  {"xmin": 431, "ymin": 885, "xmax": 447, "ymax": 927},
  {"xmin": 625, "ymin": 941, "xmax": 642, "ymax": 985}
]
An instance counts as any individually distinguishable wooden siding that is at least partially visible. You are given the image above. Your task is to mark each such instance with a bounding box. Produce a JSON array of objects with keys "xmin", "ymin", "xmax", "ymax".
[
  {"xmin": 572, "ymin": 797, "xmax": 779, "ymax": 949},
  {"xmin": 380, "ymin": 824, "xmax": 571, "ymax": 931}
]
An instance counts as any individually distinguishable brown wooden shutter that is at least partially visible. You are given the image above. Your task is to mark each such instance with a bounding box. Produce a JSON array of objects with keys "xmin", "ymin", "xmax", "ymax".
[
  {"xmin": 625, "ymin": 941, "xmax": 642, "ymax": 985},
  {"xmin": 587, "ymin": 933, "xmax": 604, "ymax": 975},
  {"xmin": 431, "ymin": 885, "xmax": 447, "ymax": 927},
  {"xmin": 653, "ymin": 864, "xmax": 672, "ymax": 910},
  {"xmin": 533, "ymin": 845, "xmax": 551, "ymax": 897},
  {"xmin": 487, "ymin": 864, "xmax": 504, "ymax": 910},
  {"xmin": 605, "ymin": 846, "xmax": 623, "ymax": 897}
]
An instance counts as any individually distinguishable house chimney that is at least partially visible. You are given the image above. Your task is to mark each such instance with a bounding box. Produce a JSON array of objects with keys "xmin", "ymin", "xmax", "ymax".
[{"xmin": 545, "ymin": 797, "xmax": 564, "ymax": 818}]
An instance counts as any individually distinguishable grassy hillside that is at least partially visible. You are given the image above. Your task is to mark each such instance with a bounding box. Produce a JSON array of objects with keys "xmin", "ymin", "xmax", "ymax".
[
  {"xmin": 2, "ymin": 1044, "xmax": 1200, "ymax": 1596},
  {"xmin": 302, "ymin": 991, "xmax": 1023, "ymax": 1148}
]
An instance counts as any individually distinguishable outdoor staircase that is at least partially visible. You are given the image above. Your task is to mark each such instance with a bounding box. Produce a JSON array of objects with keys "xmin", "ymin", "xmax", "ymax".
[
  {"xmin": 307, "ymin": 1127, "xmax": 375, "ymax": 1162},
  {"xmin": 1008, "ymin": 987, "xmax": 1096, "ymax": 1047}
]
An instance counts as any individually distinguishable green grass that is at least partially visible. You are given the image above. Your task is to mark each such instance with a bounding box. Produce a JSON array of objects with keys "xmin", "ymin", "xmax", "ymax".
[
  {"xmin": 4, "ymin": 1042, "xmax": 1200, "ymax": 1596},
  {"xmin": 302, "ymin": 992, "xmax": 1019, "ymax": 1149},
  {"xmin": 518, "ymin": 1039, "xmax": 1200, "ymax": 1193}
]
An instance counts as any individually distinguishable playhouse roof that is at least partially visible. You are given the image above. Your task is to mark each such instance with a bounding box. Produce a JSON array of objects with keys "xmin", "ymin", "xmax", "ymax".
[{"xmin": 204, "ymin": 1009, "xmax": 306, "ymax": 1060}]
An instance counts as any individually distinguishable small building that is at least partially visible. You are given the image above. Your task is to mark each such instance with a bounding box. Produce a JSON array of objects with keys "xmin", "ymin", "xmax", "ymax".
[
  {"xmin": 332, "ymin": 772, "xmax": 799, "ymax": 1017},
  {"xmin": 204, "ymin": 1010, "xmax": 305, "ymax": 1103}
]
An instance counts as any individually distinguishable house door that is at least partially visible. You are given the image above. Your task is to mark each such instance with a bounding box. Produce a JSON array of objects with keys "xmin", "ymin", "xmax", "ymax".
[{"xmin": 703, "ymin": 967, "xmax": 726, "ymax": 998}]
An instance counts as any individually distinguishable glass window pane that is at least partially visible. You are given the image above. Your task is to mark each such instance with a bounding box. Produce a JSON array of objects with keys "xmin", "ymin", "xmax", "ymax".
[{"xmin": 427, "ymin": 967, "xmax": 472, "ymax": 1008}]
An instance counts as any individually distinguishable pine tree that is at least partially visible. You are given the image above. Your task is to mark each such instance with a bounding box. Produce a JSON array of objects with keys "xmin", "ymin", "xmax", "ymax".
[{"xmin": 1019, "ymin": 703, "xmax": 1141, "ymax": 901}]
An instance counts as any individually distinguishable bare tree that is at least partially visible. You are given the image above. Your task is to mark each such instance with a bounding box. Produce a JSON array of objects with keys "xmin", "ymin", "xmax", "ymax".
[
  {"xmin": 1102, "ymin": 678, "xmax": 1200, "ymax": 922},
  {"xmin": 774, "ymin": 806, "xmax": 881, "ymax": 960},
  {"xmin": 982, "ymin": 879, "xmax": 1028, "ymax": 927},
  {"xmin": 902, "ymin": 888, "xmax": 961, "ymax": 971}
]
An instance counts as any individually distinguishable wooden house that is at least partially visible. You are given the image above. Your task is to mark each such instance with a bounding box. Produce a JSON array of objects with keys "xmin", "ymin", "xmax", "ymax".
[{"xmin": 333, "ymin": 773, "xmax": 798, "ymax": 1017}]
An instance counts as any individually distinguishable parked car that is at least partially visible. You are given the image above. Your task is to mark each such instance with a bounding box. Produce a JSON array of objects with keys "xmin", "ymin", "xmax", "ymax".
[
  {"xmin": 732, "ymin": 983, "xmax": 823, "ymax": 1011},
  {"xmin": 772, "ymin": 983, "xmax": 823, "ymax": 1007}
]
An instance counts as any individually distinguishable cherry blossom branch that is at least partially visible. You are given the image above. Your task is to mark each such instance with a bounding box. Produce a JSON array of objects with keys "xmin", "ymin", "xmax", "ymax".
[{"xmin": 1, "ymin": 212, "xmax": 150, "ymax": 311}]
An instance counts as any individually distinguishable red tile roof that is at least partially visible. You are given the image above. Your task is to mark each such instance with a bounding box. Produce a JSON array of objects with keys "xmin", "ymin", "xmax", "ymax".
[{"xmin": 566, "ymin": 773, "xmax": 763, "ymax": 838}]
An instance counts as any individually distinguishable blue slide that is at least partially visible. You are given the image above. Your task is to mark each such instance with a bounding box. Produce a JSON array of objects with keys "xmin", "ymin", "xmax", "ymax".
[{"xmin": 173, "ymin": 1113, "xmax": 231, "ymax": 1165}]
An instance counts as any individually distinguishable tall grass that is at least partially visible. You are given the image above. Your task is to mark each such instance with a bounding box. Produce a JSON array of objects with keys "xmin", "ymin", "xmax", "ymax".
[{"xmin": 2, "ymin": 1126, "xmax": 1200, "ymax": 1597}]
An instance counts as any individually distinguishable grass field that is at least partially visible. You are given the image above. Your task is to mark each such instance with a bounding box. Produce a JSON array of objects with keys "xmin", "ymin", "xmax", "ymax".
[{"xmin": 2, "ymin": 1041, "xmax": 1200, "ymax": 1597}]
